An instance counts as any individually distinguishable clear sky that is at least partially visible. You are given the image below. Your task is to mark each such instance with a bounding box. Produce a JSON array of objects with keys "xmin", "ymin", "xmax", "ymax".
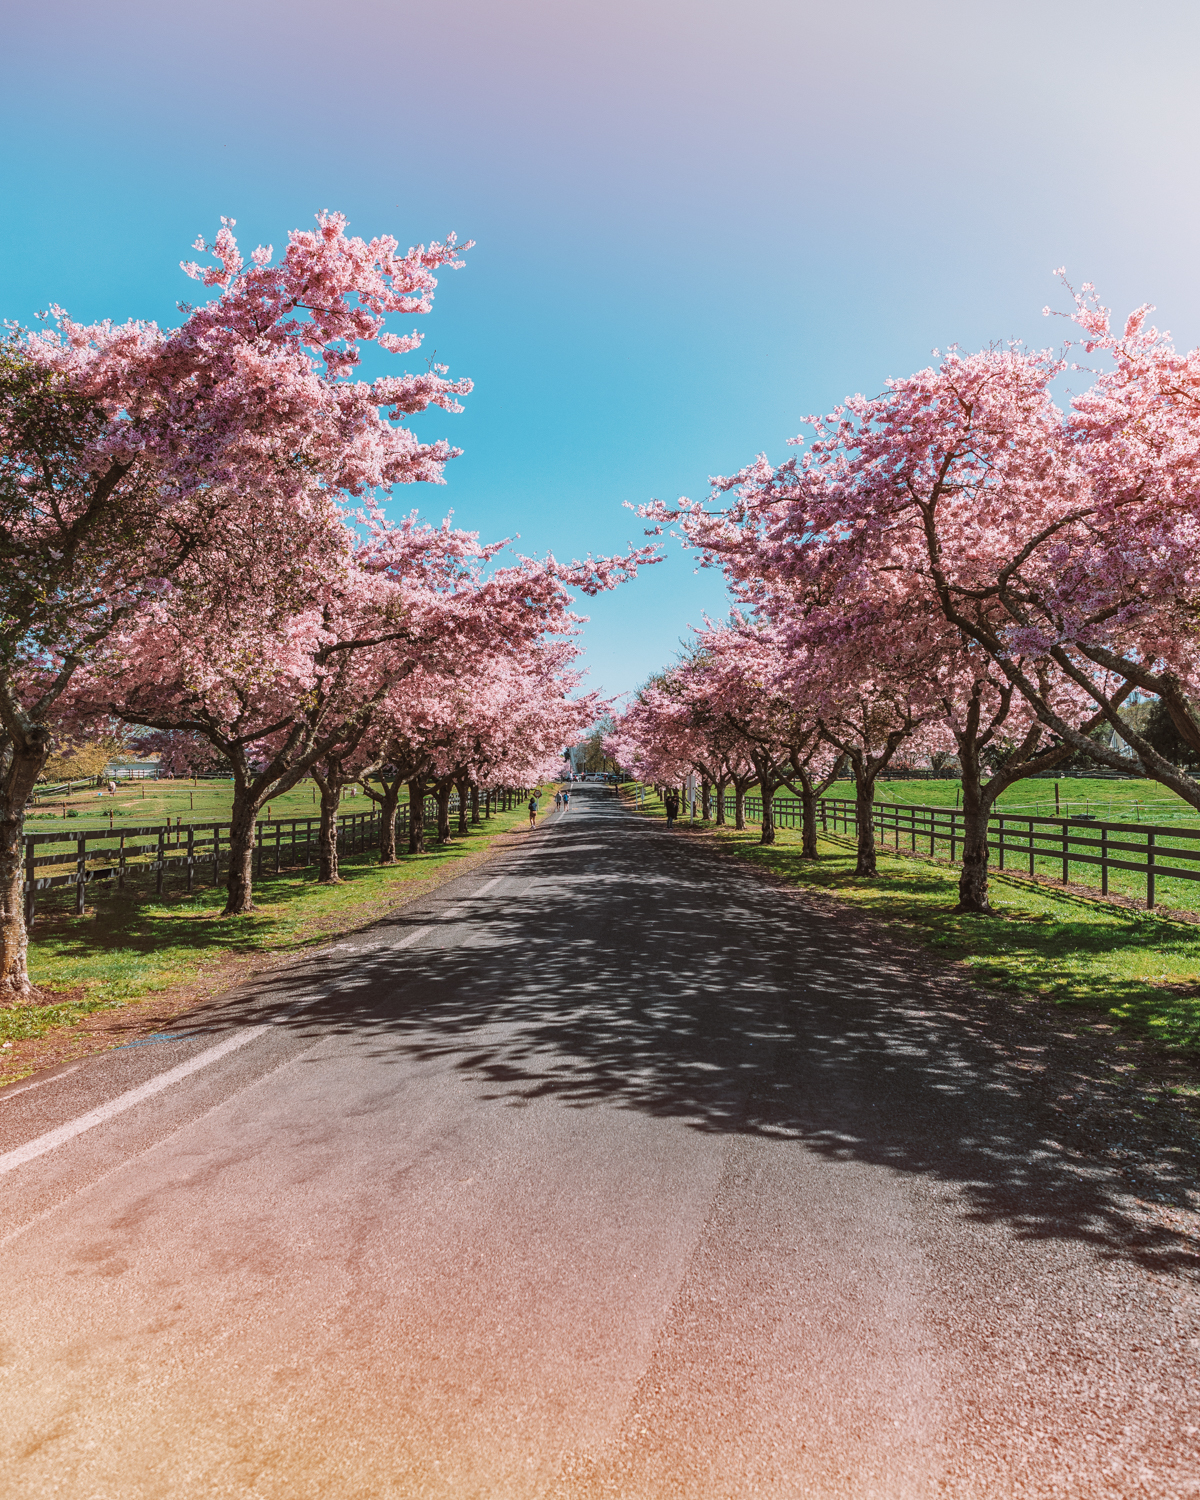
[{"xmin": 4, "ymin": 0, "xmax": 1200, "ymax": 705}]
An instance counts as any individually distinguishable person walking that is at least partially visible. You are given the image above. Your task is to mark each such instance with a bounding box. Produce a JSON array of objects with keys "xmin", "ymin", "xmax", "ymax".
[
  {"xmin": 665, "ymin": 790, "xmax": 679, "ymax": 828},
  {"xmin": 554, "ymin": 791, "xmax": 562, "ymax": 811},
  {"xmin": 528, "ymin": 793, "xmax": 539, "ymax": 829},
  {"xmin": 562, "ymin": 790, "xmax": 570, "ymax": 811}
]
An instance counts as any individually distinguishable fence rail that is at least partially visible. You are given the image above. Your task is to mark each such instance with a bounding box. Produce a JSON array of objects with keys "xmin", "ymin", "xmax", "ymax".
[
  {"xmin": 21, "ymin": 787, "xmax": 536, "ymax": 923},
  {"xmin": 723, "ymin": 792, "xmax": 1200, "ymax": 911}
]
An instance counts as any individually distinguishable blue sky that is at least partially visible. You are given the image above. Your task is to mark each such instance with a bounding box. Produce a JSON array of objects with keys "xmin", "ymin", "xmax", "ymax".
[{"xmin": 5, "ymin": 0, "xmax": 1200, "ymax": 704}]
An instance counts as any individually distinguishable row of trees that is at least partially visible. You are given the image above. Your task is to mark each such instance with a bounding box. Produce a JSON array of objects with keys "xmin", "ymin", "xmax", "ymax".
[
  {"xmin": 1, "ymin": 212, "xmax": 650, "ymax": 999},
  {"xmin": 608, "ymin": 278, "xmax": 1200, "ymax": 912}
]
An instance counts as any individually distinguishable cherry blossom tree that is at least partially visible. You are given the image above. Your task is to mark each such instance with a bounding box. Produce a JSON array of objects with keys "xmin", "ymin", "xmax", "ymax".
[
  {"xmin": 937, "ymin": 284, "xmax": 1200, "ymax": 810},
  {"xmin": 691, "ymin": 622, "xmax": 841, "ymax": 847},
  {"xmin": 607, "ymin": 652, "xmax": 765, "ymax": 832},
  {"xmin": 640, "ymin": 335, "xmax": 1144, "ymax": 905},
  {"xmin": 1, "ymin": 210, "xmax": 472, "ymax": 998}
]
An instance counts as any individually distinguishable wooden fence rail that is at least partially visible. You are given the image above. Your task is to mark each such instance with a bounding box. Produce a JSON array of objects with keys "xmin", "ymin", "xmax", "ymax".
[
  {"xmin": 722, "ymin": 793, "xmax": 1200, "ymax": 911},
  {"xmin": 21, "ymin": 787, "xmax": 535, "ymax": 924}
]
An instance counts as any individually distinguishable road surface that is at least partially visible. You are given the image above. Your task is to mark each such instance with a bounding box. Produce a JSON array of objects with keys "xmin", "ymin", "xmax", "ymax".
[{"xmin": 1, "ymin": 785, "xmax": 1197, "ymax": 1498}]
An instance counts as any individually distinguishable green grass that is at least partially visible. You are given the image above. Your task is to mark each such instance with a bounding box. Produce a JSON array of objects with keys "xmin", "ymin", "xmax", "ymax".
[
  {"xmin": 654, "ymin": 774, "xmax": 1200, "ymax": 916},
  {"xmin": 858, "ymin": 773, "xmax": 1200, "ymax": 825},
  {"xmin": 3, "ymin": 793, "xmax": 541, "ymax": 1055},
  {"xmin": 621, "ymin": 782, "xmax": 1200, "ymax": 1051},
  {"xmin": 24, "ymin": 776, "xmax": 411, "ymax": 834}
]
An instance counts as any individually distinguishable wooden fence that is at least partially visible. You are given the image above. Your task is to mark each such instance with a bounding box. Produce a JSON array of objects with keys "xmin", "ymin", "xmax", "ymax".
[
  {"xmin": 725, "ymin": 793, "xmax": 1200, "ymax": 911},
  {"xmin": 21, "ymin": 787, "xmax": 535, "ymax": 923}
]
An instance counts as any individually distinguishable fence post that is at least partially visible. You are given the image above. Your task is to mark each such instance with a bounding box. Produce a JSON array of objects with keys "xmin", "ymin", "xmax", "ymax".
[
  {"xmin": 1147, "ymin": 829, "xmax": 1156, "ymax": 910},
  {"xmin": 213, "ymin": 824, "xmax": 220, "ymax": 886},
  {"xmin": 1101, "ymin": 825, "xmax": 1109, "ymax": 896},
  {"xmin": 998, "ymin": 816, "xmax": 1005, "ymax": 872},
  {"xmin": 156, "ymin": 829, "xmax": 165, "ymax": 896},
  {"xmin": 187, "ymin": 825, "xmax": 195, "ymax": 893},
  {"xmin": 1028, "ymin": 818, "xmax": 1035, "ymax": 877},
  {"xmin": 255, "ymin": 824, "xmax": 263, "ymax": 880},
  {"xmin": 1061, "ymin": 819, "xmax": 1069, "ymax": 885},
  {"xmin": 275, "ymin": 821, "xmax": 282, "ymax": 875},
  {"xmin": 950, "ymin": 812, "xmax": 957, "ymax": 865},
  {"xmin": 119, "ymin": 832, "xmax": 127, "ymax": 891},
  {"xmin": 24, "ymin": 837, "xmax": 35, "ymax": 926}
]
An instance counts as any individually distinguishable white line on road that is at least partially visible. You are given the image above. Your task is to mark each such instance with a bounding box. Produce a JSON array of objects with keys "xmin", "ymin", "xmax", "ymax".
[
  {"xmin": 0, "ymin": 1024, "xmax": 270, "ymax": 1177},
  {"xmin": 0, "ymin": 870, "xmax": 512, "ymax": 1177},
  {"xmin": 388, "ymin": 873, "xmax": 505, "ymax": 950}
]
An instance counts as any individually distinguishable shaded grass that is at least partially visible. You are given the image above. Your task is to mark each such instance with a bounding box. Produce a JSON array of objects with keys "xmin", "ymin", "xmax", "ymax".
[
  {"xmin": 3, "ymin": 796, "xmax": 538, "ymax": 1053},
  {"xmin": 621, "ymin": 782, "xmax": 1200, "ymax": 1052}
]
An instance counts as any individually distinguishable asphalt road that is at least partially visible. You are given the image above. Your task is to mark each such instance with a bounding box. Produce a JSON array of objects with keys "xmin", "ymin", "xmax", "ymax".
[{"xmin": 1, "ymin": 785, "xmax": 1198, "ymax": 1498}]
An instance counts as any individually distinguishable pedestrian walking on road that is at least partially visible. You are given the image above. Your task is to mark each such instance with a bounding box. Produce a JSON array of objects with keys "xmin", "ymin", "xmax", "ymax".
[
  {"xmin": 554, "ymin": 791, "xmax": 562, "ymax": 811},
  {"xmin": 562, "ymin": 790, "xmax": 570, "ymax": 811},
  {"xmin": 665, "ymin": 790, "xmax": 679, "ymax": 828},
  {"xmin": 528, "ymin": 794, "xmax": 539, "ymax": 829}
]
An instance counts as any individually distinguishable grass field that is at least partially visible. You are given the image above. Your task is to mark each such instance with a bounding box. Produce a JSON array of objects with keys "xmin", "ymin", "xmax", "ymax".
[
  {"xmin": 1, "ymin": 789, "xmax": 544, "ymax": 1076},
  {"xmin": 23, "ymin": 776, "xmax": 402, "ymax": 833},
  {"xmin": 853, "ymin": 774, "xmax": 1200, "ymax": 825},
  {"xmin": 735, "ymin": 775, "xmax": 1200, "ymax": 918},
  {"xmin": 623, "ymin": 781, "xmax": 1200, "ymax": 1054}
]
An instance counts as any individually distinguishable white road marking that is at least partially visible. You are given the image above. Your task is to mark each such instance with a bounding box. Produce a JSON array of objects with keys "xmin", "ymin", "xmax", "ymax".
[
  {"xmin": 0, "ymin": 869, "xmax": 513, "ymax": 1176},
  {"xmin": 391, "ymin": 872, "xmax": 505, "ymax": 950},
  {"xmin": 0, "ymin": 1024, "xmax": 270, "ymax": 1177}
]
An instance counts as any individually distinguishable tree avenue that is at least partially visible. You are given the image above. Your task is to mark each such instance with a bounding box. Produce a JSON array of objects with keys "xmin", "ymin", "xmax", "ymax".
[
  {"xmin": 613, "ymin": 279, "xmax": 1200, "ymax": 914},
  {"xmin": 0, "ymin": 212, "xmax": 653, "ymax": 1000}
]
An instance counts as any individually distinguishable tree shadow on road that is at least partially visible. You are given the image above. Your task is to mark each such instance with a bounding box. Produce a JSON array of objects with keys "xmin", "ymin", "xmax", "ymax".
[{"xmin": 200, "ymin": 793, "xmax": 1200, "ymax": 1280}]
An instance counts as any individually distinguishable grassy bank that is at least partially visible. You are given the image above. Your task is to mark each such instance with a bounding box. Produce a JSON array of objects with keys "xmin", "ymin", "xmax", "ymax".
[
  {"xmin": 622, "ymin": 783, "xmax": 1200, "ymax": 1053},
  {"xmin": 1, "ymin": 793, "xmax": 543, "ymax": 1077}
]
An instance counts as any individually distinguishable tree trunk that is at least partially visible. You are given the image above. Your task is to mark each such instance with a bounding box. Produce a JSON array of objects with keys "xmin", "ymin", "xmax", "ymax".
[
  {"xmin": 715, "ymin": 777, "xmax": 728, "ymax": 826},
  {"xmin": 317, "ymin": 782, "xmax": 342, "ymax": 883},
  {"xmin": 854, "ymin": 771, "xmax": 877, "ymax": 877},
  {"xmin": 734, "ymin": 784, "xmax": 747, "ymax": 830},
  {"xmin": 455, "ymin": 776, "xmax": 470, "ymax": 836},
  {"xmin": 0, "ymin": 728, "xmax": 49, "ymax": 1001},
  {"xmin": 751, "ymin": 756, "xmax": 778, "ymax": 845},
  {"xmin": 471, "ymin": 785, "xmax": 480, "ymax": 825},
  {"xmin": 956, "ymin": 797, "xmax": 994, "ymax": 913},
  {"xmin": 955, "ymin": 746, "xmax": 995, "ymax": 912},
  {"xmin": 224, "ymin": 789, "xmax": 261, "ymax": 915},
  {"xmin": 377, "ymin": 779, "xmax": 402, "ymax": 864},
  {"xmin": 760, "ymin": 783, "xmax": 776, "ymax": 844},
  {"xmin": 701, "ymin": 779, "xmax": 712, "ymax": 820},
  {"xmin": 408, "ymin": 778, "xmax": 428, "ymax": 854},
  {"xmin": 436, "ymin": 781, "xmax": 453, "ymax": 844},
  {"xmin": 800, "ymin": 782, "xmax": 820, "ymax": 858}
]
